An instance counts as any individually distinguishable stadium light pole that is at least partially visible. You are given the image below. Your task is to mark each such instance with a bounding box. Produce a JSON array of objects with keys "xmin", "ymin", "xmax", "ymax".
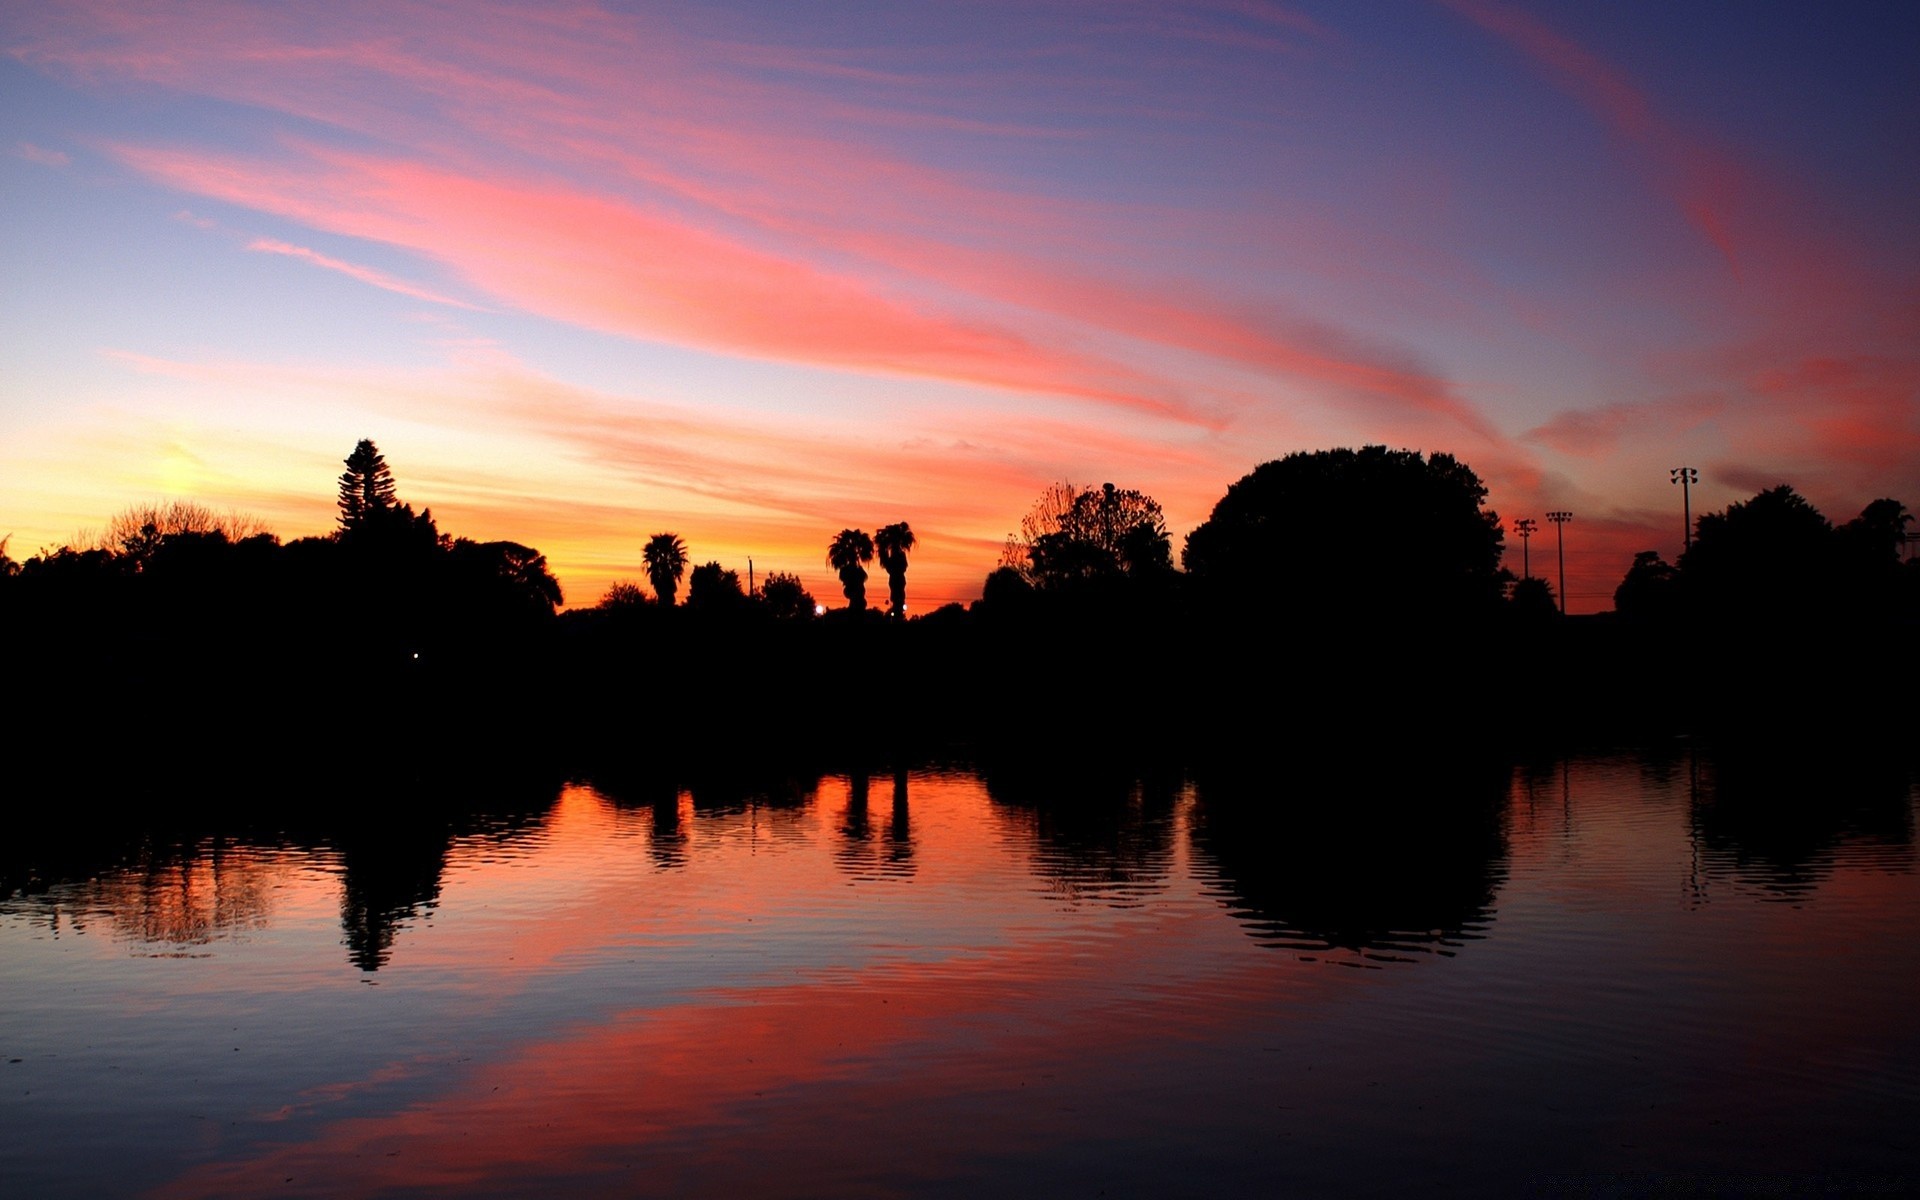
[
  {"xmin": 1670, "ymin": 467, "xmax": 1698, "ymax": 553},
  {"xmin": 1547, "ymin": 511, "xmax": 1573, "ymax": 614},
  {"xmin": 1513, "ymin": 517, "xmax": 1537, "ymax": 580}
]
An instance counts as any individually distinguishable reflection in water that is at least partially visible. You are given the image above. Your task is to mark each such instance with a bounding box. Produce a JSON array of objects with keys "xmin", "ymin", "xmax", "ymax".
[
  {"xmin": 1, "ymin": 775, "xmax": 565, "ymax": 971},
  {"xmin": 1189, "ymin": 755, "xmax": 1510, "ymax": 963},
  {"xmin": 2, "ymin": 750, "xmax": 1916, "ymax": 1198},
  {"xmin": 835, "ymin": 769, "xmax": 917, "ymax": 881},
  {"xmin": 983, "ymin": 763, "xmax": 1178, "ymax": 906},
  {"xmin": 1692, "ymin": 745, "xmax": 1916, "ymax": 901},
  {"xmin": 5, "ymin": 842, "xmax": 281, "ymax": 951},
  {"xmin": 336, "ymin": 820, "xmax": 452, "ymax": 972}
]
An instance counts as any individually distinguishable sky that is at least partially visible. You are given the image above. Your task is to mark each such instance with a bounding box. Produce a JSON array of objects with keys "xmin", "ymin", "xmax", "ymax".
[{"xmin": 3, "ymin": 0, "xmax": 1916, "ymax": 612}]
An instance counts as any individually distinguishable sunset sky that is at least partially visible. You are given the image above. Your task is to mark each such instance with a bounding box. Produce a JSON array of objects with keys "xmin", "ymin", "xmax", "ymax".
[{"xmin": 4, "ymin": 1, "xmax": 1915, "ymax": 611}]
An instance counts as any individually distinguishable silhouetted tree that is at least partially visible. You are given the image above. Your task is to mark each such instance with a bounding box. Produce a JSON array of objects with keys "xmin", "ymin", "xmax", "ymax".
[
  {"xmin": 103, "ymin": 501, "xmax": 266, "ymax": 556},
  {"xmin": 686, "ymin": 560, "xmax": 745, "ymax": 612},
  {"xmin": 1007, "ymin": 482, "xmax": 1171, "ymax": 589},
  {"xmin": 978, "ymin": 564, "xmax": 1033, "ymax": 611},
  {"xmin": 1838, "ymin": 499, "xmax": 1913, "ymax": 569},
  {"xmin": 1612, "ymin": 550, "xmax": 1678, "ymax": 620},
  {"xmin": 1183, "ymin": 446, "xmax": 1504, "ymax": 623},
  {"xmin": 337, "ymin": 439, "xmax": 398, "ymax": 532},
  {"xmin": 1508, "ymin": 575, "xmax": 1558, "ymax": 622},
  {"xmin": 875, "ymin": 522, "xmax": 916, "ymax": 617},
  {"xmin": 827, "ymin": 528, "xmax": 875, "ymax": 610},
  {"xmin": 757, "ymin": 571, "xmax": 816, "ymax": 620},
  {"xmin": 597, "ymin": 580, "xmax": 649, "ymax": 610},
  {"xmin": 449, "ymin": 539, "xmax": 563, "ymax": 615},
  {"xmin": 642, "ymin": 533, "xmax": 689, "ymax": 606},
  {"xmin": 1679, "ymin": 485, "xmax": 1836, "ymax": 620}
]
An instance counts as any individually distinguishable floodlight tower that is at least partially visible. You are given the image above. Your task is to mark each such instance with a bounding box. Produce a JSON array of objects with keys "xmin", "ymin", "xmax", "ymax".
[
  {"xmin": 1547, "ymin": 511, "xmax": 1573, "ymax": 615},
  {"xmin": 1670, "ymin": 467, "xmax": 1698, "ymax": 553},
  {"xmin": 1513, "ymin": 517, "xmax": 1538, "ymax": 580}
]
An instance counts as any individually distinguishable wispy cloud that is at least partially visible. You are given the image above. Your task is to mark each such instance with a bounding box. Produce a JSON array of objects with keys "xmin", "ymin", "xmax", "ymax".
[
  {"xmin": 246, "ymin": 236, "xmax": 484, "ymax": 310},
  {"xmin": 15, "ymin": 140, "xmax": 70, "ymax": 167}
]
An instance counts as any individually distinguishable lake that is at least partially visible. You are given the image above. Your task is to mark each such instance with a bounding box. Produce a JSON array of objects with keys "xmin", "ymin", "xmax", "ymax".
[{"xmin": 3, "ymin": 745, "xmax": 1915, "ymax": 1197}]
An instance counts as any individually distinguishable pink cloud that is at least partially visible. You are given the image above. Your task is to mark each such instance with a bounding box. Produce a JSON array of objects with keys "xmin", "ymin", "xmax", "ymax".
[
  {"xmin": 1441, "ymin": 0, "xmax": 1748, "ymax": 276},
  {"xmin": 118, "ymin": 142, "xmax": 1208, "ymax": 424},
  {"xmin": 15, "ymin": 0, "xmax": 1530, "ymax": 450},
  {"xmin": 1524, "ymin": 394, "xmax": 1728, "ymax": 458},
  {"xmin": 15, "ymin": 140, "xmax": 70, "ymax": 167},
  {"xmin": 246, "ymin": 237, "xmax": 483, "ymax": 309}
]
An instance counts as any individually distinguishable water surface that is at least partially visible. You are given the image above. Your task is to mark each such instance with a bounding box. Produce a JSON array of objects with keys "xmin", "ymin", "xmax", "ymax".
[{"xmin": 3, "ymin": 748, "xmax": 1915, "ymax": 1197}]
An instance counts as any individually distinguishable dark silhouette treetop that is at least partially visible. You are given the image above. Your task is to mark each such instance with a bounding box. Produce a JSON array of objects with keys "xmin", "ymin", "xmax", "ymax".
[
  {"xmin": 642, "ymin": 533, "xmax": 689, "ymax": 606},
  {"xmin": 758, "ymin": 571, "xmax": 816, "ymax": 620},
  {"xmin": 1182, "ymin": 446, "xmax": 1504, "ymax": 621},
  {"xmin": 1678, "ymin": 485, "xmax": 1835, "ymax": 616},
  {"xmin": 875, "ymin": 522, "xmax": 915, "ymax": 616},
  {"xmin": 1008, "ymin": 481, "xmax": 1172, "ymax": 588},
  {"xmin": 337, "ymin": 440, "xmax": 398, "ymax": 531},
  {"xmin": 828, "ymin": 528, "xmax": 875, "ymax": 611},
  {"xmin": 1612, "ymin": 550, "xmax": 1678, "ymax": 619},
  {"xmin": 687, "ymin": 560, "xmax": 745, "ymax": 612}
]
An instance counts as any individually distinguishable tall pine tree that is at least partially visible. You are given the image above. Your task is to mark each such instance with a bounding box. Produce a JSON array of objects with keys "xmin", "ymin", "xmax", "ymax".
[{"xmin": 337, "ymin": 439, "xmax": 398, "ymax": 532}]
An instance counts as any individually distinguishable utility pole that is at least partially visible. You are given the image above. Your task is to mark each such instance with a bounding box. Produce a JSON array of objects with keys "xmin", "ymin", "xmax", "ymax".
[
  {"xmin": 1670, "ymin": 467, "xmax": 1698, "ymax": 553},
  {"xmin": 1513, "ymin": 517, "xmax": 1537, "ymax": 580},
  {"xmin": 1547, "ymin": 511, "xmax": 1573, "ymax": 614},
  {"xmin": 748, "ymin": 556, "xmax": 755, "ymax": 597}
]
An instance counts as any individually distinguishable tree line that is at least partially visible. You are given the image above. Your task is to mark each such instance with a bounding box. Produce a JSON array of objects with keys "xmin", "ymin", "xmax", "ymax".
[{"xmin": 4, "ymin": 438, "xmax": 1913, "ymax": 768}]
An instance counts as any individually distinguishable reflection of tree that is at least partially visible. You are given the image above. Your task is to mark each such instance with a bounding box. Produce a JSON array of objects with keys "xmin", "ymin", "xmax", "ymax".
[
  {"xmin": 888, "ymin": 768, "xmax": 915, "ymax": 869},
  {"xmin": 835, "ymin": 768, "xmax": 917, "ymax": 880},
  {"xmin": 10, "ymin": 842, "xmax": 280, "ymax": 948},
  {"xmin": 1691, "ymin": 745, "xmax": 1915, "ymax": 901},
  {"xmin": 337, "ymin": 820, "xmax": 451, "ymax": 973},
  {"xmin": 1190, "ymin": 757, "xmax": 1509, "ymax": 964},
  {"xmin": 327, "ymin": 775, "xmax": 560, "ymax": 971},
  {"xmin": 834, "ymin": 770, "xmax": 873, "ymax": 874},
  {"xmin": 984, "ymin": 763, "xmax": 1177, "ymax": 906}
]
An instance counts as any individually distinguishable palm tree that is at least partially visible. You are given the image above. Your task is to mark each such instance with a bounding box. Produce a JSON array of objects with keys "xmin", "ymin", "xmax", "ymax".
[
  {"xmin": 642, "ymin": 533, "xmax": 689, "ymax": 606},
  {"xmin": 826, "ymin": 529, "xmax": 875, "ymax": 611},
  {"xmin": 874, "ymin": 522, "xmax": 915, "ymax": 617}
]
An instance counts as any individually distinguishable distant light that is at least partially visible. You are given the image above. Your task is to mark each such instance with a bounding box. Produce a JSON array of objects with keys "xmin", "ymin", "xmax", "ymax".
[
  {"xmin": 411, "ymin": 652, "xmax": 419, "ymax": 659},
  {"xmin": 814, "ymin": 603, "xmax": 826, "ymax": 616}
]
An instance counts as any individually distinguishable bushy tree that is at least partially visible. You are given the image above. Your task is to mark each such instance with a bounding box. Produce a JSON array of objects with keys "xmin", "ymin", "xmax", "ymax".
[
  {"xmin": 1183, "ymin": 446, "xmax": 1504, "ymax": 623},
  {"xmin": 1678, "ymin": 485, "xmax": 1835, "ymax": 619},
  {"xmin": 449, "ymin": 539, "xmax": 563, "ymax": 615},
  {"xmin": 1006, "ymin": 482, "xmax": 1171, "ymax": 589},
  {"xmin": 686, "ymin": 560, "xmax": 745, "ymax": 612},
  {"xmin": 598, "ymin": 580, "xmax": 649, "ymax": 611},
  {"xmin": 758, "ymin": 571, "xmax": 816, "ymax": 620},
  {"xmin": 1612, "ymin": 550, "xmax": 1678, "ymax": 620},
  {"xmin": 1508, "ymin": 575, "xmax": 1559, "ymax": 623}
]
